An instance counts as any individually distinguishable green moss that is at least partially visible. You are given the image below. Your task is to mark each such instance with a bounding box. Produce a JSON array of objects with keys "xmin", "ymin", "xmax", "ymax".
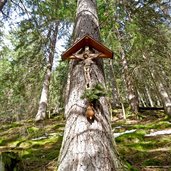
[
  {"xmin": 116, "ymin": 130, "xmax": 146, "ymax": 144},
  {"xmin": 0, "ymin": 138, "xmax": 6, "ymax": 145},
  {"xmin": 27, "ymin": 126, "xmax": 45, "ymax": 138},
  {"xmin": 127, "ymin": 141, "xmax": 156, "ymax": 151},
  {"xmin": 1, "ymin": 152, "xmax": 22, "ymax": 171},
  {"xmin": 11, "ymin": 139, "xmax": 27, "ymax": 147},
  {"xmin": 129, "ymin": 120, "xmax": 171, "ymax": 130},
  {"xmin": 27, "ymin": 126, "xmax": 39, "ymax": 133},
  {"xmin": 0, "ymin": 116, "xmax": 64, "ymax": 170},
  {"xmin": 125, "ymin": 162, "xmax": 139, "ymax": 171},
  {"xmin": 0, "ymin": 135, "xmax": 20, "ymax": 146},
  {"xmin": 18, "ymin": 141, "xmax": 33, "ymax": 148},
  {"xmin": 31, "ymin": 143, "xmax": 42, "ymax": 148},
  {"xmin": 0, "ymin": 122, "xmax": 23, "ymax": 132},
  {"xmin": 19, "ymin": 135, "xmax": 63, "ymax": 171},
  {"xmin": 53, "ymin": 123, "xmax": 65, "ymax": 129},
  {"xmin": 1, "ymin": 109, "xmax": 170, "ymax": 170},
  {"xmin": 143, "ymin": 159, "xmax": 162, "ymax": 166}
]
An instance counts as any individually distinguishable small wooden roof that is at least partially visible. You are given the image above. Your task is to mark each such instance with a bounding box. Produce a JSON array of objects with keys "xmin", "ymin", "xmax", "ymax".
[{"xmin": 61, "ymin": 34, "xmax": 113, "ymax": 60}]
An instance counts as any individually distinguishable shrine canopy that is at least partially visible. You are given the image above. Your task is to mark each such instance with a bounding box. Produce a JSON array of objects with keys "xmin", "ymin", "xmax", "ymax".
[{"xmin": 61, "ymin": 34, "xmax": 113, "ymax": 60}]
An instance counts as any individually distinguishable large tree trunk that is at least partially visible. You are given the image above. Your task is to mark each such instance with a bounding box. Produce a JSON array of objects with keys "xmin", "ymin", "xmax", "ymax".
[
  {"xmin": 57, "ymin": 0, "xmax": 123, "ymax": 170},
  {"xmin": 35, "ymin": 22, "xmax": 59, "ymax": 122}
]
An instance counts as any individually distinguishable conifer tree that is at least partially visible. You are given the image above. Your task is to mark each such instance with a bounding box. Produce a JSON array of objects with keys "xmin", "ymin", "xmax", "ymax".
[{"xmin": 57, "ymin": 0, "xmax": 123, "ymax": 170}]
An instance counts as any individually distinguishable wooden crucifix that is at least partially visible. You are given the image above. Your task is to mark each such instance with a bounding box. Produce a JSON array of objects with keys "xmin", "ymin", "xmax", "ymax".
[{"xmin": 61, "ymin": 35, "xmax": 113, "ymax": 89}]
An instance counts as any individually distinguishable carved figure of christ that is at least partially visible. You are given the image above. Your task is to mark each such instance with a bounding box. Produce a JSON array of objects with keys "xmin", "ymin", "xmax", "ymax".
[{"xmin": 69, "ymin": 46, "xmax": 101, "ymax": 88}]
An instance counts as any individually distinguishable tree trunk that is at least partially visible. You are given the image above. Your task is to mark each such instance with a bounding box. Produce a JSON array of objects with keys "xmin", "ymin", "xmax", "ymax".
[
  {"xmin": 120, "ymin": 47, "xmax": 139, "ymax": 113},
  {"xmin": 35, "ymin": 22, "xmax": 59, "ymax": 122},
  {"xmin": 57, "ymin": 0, "xmax": 123, "ymax": 170},
  {"xmin": 142, "ymin": 53, "xmax": 171, "ymax": 115},
  {"xmin": 150, "ymin": 69, "xmax": 171, "ymax": 116},
  {"xmin": 137, "ymin": 90, "xmax": 146, "ymax": 107},
  {"xmin": 108, "ymin": 60, "xmax": 121, "ymax": 108},
  {"xmin": 108, "ymin": 60, "xmax": 126, "ymax": 119},
  {"xmin": 115, "ymin": 27, "xmax": 139, "ymax": 113},
  {"xmin": 145, "ymin": 86, "xmax": 154, "ymax": 107},
  {"xmin": 156, "ymin": 98, "xmax": 162, "ymax": 107}
]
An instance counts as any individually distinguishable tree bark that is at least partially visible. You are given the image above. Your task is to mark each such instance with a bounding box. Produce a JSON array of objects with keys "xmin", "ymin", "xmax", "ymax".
[
  {"xmin": 120, "ymin": 47, "xmax": 139, "ymax": 113},
  {"xmin": 57, "ymin": 0, "xmax": 123, "ymax": 170},
  {"xmin": 142, "ymin": 54, "xmax": 171, "ymax": 115},
  {"xmin": 145, "ymin": 86, "xmax": 154, "ymax": 107},
  {"xmin": 150, "ymin": 69, "xmax": 171, "ymax": 116},
  {"xmin": 108, "ymin": 60, "xmax": 126, "ymax": 119},
  {"xmin": 137, "ymin": 90, "xmax": 146, "ymax": 107},
  {"xmin": 114, "ymin": 27, "xmax": 139, "ymax": 113},
  {"xmin": 35, "ymin": 22, "xmax": 59, "ymax": 122},
  {"xmin": 108, "ymin": 60, "xmax": 121, "ymax": 108}
]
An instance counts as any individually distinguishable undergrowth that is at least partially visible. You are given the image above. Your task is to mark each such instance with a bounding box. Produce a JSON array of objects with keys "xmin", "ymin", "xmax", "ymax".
[{"xmin": 0, "ymin": 109, "xmax": 171, "ymax": 170}]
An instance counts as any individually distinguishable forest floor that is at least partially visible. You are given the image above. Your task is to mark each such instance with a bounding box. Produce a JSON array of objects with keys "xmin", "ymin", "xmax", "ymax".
[{"xmin": 0, "ymin": 109, "xmax": 171, "ymax": 171}]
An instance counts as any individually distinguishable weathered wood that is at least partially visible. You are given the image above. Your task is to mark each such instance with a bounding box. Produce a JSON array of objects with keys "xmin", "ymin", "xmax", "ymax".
[{"xmin": 62, "ymin": 35, "xmax": 113, "ymax": 60}]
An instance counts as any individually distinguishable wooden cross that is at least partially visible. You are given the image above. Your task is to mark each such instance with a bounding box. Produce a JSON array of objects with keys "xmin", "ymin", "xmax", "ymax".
[
  {"xmin": 61, "ymin": 34, "xmax": 113, "ymax": 60},
  {"xmin": 61, "ymin": 35, "xmax": 113, "ymax": 88}
]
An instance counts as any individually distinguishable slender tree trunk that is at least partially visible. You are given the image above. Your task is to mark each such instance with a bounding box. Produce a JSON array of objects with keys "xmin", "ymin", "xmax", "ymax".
[
  {"xmin": 120, "ymin": 47, "xmax": 139, "ymax": 113},
  {"xmin": 108, "ymin": 60, "xmax": 120, "ymax": 108},
  {"xmin": 142, "ymin": 54, "xmax": 171, "ymax": 115},
  {"xmin": 156, "ymin": 98, "xmax": 161, "ymax": 107},
  {"xmin": 150, "ymin": 69, "xmax": 171, "ymax": 116},
  {"xmin": 145, "ymin": 86, "xmax": 154, "ymax": 107},
  {"xmin": 159, "ymin": 66, "xmax": 171, "ymax": 91},
  {"xmin": 137, "ymin": 90, "xmax": 146, "ymax": 107},
  {"xmin": 108, "ymin": 60, "xmax": 126, "ymax": 119},
  {"xmin": 114, "ymin": 27, "xmax": 139, "ymax": 113},
  {"xmin": 57, "ymin": 0, "xmax": 123, "ymax": 170},
  {"xmin": 35, "ymin": 22, "xmax": 59, "ymax": 121}
]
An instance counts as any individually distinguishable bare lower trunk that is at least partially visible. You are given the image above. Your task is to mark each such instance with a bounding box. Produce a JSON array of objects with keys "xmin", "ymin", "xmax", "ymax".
[
  {"xmin": 108, "ymin": 60, "xmax": 126, "ymax": 119},
  {"xmin": 120, "ymin": 48, "xmax": 139, "ymax": 113},
  {"xmin": 137, "ymin": 90, "xmax": 146, "ymax": 107},
  {"xmin": 145, "ymin": 86, "xmax": 154, "ymax": 107},
  {"xmin": 108, "ymin": 60, "xmax": 120, "ymax": 108},
  {"xmin": 150, "ymin": 69, "xmax": 171, "ymax": 116},
  {"xmin": 57, "ymin": 0, "xmax": 123, "ymax": 170},
  {"xmin": 115, "ymin": 27, "xmax": 139, "ymax": 113},
  {"xmin": 156, "ymin": 98, "xmax": 161, "ymax": 107},
  {"xmin": 35, "ymin": 22, "xmax": 59, "ymax": 121},
  {"xmin": 58, "ymin": 63, "xmax": 123, "ymax": 170},
  {"xmin": 35, "ymin": 66, "xmax": 51, "ymax": 121}
]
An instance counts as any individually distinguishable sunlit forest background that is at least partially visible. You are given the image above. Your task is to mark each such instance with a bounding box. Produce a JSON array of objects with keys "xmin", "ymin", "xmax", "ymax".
[
  {"xmin": 0, "ymin": 0, "xmax": 171, "ymax": 170},
  {"xmin": 0, "ymin": 0, "xmax": 171, "ymax": 120}
]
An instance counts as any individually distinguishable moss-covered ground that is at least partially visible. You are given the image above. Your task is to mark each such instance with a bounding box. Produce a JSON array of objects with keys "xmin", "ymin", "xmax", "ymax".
[
  {"xmin": 112, "ymin": 109, "xmax": 171, "ymax": 171},
  {"xmin": 0, "ymin": 110, "xmax": 171, "ymax": 170},
  {"xmin": 0, "ymin": 115, "xmax": 65, "ymax": 170}
]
